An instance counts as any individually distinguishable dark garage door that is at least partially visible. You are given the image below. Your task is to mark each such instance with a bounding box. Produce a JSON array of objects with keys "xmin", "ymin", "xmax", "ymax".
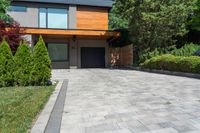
[{"xmin": 81, "ymin": 47, "xmax": 105, "ymax": 68}]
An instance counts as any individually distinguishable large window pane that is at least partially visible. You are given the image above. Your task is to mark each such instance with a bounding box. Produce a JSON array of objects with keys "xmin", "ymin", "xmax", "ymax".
[
  {"xmin": 48, "ymin": 43, "xmax": 68, "ymax": 62},
  {"xmin": 47, "ymin": 8, "xmax": 68, "ymax": 29},
  {"xmin": 39, "ymin": 8, "xmax": 47, "ymax": 28}
]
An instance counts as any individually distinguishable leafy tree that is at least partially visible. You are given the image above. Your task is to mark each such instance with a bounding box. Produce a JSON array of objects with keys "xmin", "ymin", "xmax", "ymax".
[
  {"xmin": 0, "ymin": 20, "xmax": 25, "ymax": 53},
  {"xmin": 0, "ymin": 0, "xmax": 12, "ymax": 22},
  {"xmin": 14, "ymin": 41, "xmax": 33, "ymax": 86},
  {"xmin": 114, "ymin": 0, "xmax": 192, "ymax": 51},
  {"xmin": 0, "ymin": 38, "xmax": 14, "ymax": 87},
  {"xmin": 32, "ymin": 36, "xmax": 51, "ymax": 86},
  {"xmin": 109, "ymin": 2, "xmax": 129, "ymax": 29},
  {"xmin": 189, "ymin": 0, "xmax": 200, "ymax": 31}
]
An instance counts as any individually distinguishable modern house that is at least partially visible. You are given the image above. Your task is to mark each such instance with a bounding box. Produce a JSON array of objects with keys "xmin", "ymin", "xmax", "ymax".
[{"xmin": 8, "ymin": 0, "xmax": 120, "ymax": 69}]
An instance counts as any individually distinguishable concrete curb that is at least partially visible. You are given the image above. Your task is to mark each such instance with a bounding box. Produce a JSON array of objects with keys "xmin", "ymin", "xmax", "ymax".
[
  {"xmin": 123, "ymin": 66, "xmax": 200, "ymax": 79},
  {"xmin": 30, "ymin": 81, "xmax": 63, "ymax": 133}
]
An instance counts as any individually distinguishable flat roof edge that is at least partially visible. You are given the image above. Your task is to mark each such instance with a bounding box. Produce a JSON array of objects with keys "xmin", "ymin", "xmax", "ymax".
[{"xmin": 12, "ymin": 0, "xmax": 113, "ymax": 8}]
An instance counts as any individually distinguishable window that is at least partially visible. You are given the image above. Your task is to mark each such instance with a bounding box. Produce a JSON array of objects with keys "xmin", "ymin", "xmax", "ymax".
[
  {"xmin": 39, "ymin": 8, "xmax": 47, "ymax": 28},
  {"xmin": 39, "ymin": 8, "xmax": 68, "ymax": 29},
  {"xmin": 10, "ymin": 6, "xmax": 27, "ymax": 12},
  {"xmin": 47, "ymin": 43, "xmax": 68, "ymax": 62}
]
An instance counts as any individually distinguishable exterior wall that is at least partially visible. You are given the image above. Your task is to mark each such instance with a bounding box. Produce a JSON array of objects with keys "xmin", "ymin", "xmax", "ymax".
[
  {"xmin": 8, "ymin": 2, "xmax": 76, "ymax": 29},
  {"xmin": 23, "ymin": 35, "xmax": 34, "ymax": 47},
  {"xmin": 68, "ymin": 5, "xmax": 77, "ymax": 29},
  {"xmin": 69, "ymin": 39, "xmax": 78, "ymax": 68},
  {"xmin": 8, "ymin": 2, "xmax": 109, "ymax": 30},
  {"xmin": 7, "ymin": 7, "xmax": 38, "ymax": 27},
  {"xmin": 77, "ymin": 6, "xmax": 109, "ymax": 30},
  {"xmin": 109, "ymin": 45, "xmax": 133, "ymax": 66},
  {"xmin": 77, "ymin": 39, "xmax": 109, "ymax": 68}
]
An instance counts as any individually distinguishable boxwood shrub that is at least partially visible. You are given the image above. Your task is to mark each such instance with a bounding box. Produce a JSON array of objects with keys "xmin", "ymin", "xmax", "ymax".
[{"xmin": 140, "ymin": 54, "xmax": 200, "ymax": 74}]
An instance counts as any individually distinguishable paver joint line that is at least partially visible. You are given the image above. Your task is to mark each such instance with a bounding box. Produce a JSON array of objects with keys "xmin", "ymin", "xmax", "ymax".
[{"xmin": 44, "ymin": 79, "xmax": 68, "ymax": 133}]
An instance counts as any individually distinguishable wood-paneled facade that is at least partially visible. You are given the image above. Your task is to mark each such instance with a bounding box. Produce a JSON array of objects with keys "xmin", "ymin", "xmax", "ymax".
[{"xmin": 77, "ymin": 6, "xmax": 109, "ymax": 30}]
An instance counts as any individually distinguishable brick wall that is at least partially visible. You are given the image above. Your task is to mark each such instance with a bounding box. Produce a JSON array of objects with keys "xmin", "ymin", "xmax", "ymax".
[{"xmin": 109, "ymin": 44, "xmax": 133, "ymax": 66}]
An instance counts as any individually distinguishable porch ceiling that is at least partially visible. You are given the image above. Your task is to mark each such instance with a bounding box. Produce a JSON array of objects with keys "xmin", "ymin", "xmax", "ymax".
[{"xmin": 21, "ymin": 28, "xmax": 120, "ymax": 39}]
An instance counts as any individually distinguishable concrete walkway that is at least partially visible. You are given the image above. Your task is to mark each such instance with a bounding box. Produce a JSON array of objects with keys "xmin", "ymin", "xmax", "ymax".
[{"xmin": 52, "ymin": 69, "xmax": 200, "ymax": 133}]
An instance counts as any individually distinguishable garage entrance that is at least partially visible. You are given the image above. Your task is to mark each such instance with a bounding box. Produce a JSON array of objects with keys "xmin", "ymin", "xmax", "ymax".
[{"xmin": 81, "ymin": 47, "xmax": 105, "ymax": 68}]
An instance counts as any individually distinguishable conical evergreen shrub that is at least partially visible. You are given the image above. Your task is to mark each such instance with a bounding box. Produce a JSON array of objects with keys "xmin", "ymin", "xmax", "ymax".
[
  {"xmin": 32, "ymin": 36, "xmax": 51, "ymax": 85},
  {"xmin": 14, "ymin": 40, "xmax": 33, "ymax": 86},
  {"xmin": 0, "ymin": 54, "xmax": 6, "ymax": 87},
  {"xmin": 0, "ymin": 38, "xmax": 14, "ymax": 87}
]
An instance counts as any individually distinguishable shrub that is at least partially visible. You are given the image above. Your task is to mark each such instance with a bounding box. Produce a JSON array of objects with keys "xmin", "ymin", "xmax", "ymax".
[
  {"xmin": 0, "ymin": 54, "xmax": 6, "ymax": 87},
  {"xmin": 140, "ymin": 54, "xmax": 200, "ymax": 74},
  {"xmin": 171, "ymin": 43, "xmax": 200, "ymax": 56},
  {"xmin": 139, "ymin": 43, "xmax": 200, "ymax": 63},
  {"xmin": 0, "ymin": 38, "xmax": 14, "ymax": 87},
  {"xmin": 14, "ymin": 41, "xmax": 33, "ymax": 86},
  {"xmin": 139, "ymin": 46, "xmax": 175, "ymax": 63},
  {"xmin": 32, "ymin": 36, "xmax": 51, "ymax": 86}
]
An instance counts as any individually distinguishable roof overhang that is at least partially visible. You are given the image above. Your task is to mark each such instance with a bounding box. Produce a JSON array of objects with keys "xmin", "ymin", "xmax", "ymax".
[{"xmin": 12, "ymin": 28, "xmax": 120, "ymax": 39}]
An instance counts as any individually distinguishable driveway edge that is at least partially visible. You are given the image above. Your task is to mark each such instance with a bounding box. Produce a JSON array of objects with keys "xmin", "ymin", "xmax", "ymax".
[
  {"xmin": 124, "ymin": 66, "xmax": 200, "ymax": 79},
  {"xmin": 30, "ymin": 81, "xmax": 64, "ymax": 133}
]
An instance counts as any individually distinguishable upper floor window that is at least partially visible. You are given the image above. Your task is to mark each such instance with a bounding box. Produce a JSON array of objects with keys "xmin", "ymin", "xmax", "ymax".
[
  {"xmin": 39, "ymin": 8, "xmax": 68, "ymax": 29},
  {"xmin": 9, "ymin": 6, "xmax": 27, "ymax": 12}
]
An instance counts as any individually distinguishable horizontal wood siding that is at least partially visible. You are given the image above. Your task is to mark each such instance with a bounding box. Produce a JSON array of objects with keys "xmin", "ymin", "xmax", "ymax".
[{"xmin": 77, "ymin": 6, "xmax": 109, "ymax": 30}]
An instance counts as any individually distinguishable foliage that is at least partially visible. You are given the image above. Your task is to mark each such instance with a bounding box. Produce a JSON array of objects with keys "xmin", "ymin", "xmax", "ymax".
[
  {"xmin": 189, "ymin": 0, "xmax": 200, "ymax": 31},
  {"xmin": 0, "ymin": 54, "xmax": 6, "ymax": 87},
  {"xmin": 0, "ymin": 20, "xmax": 24, "ymax": 53},
  {"xmin": 0, "ymin": 0, "xmax": 12, "ymax": 23},
  {"xmin": 113, "ymin": 0, "xmax": 192, "ymax": 51},
  {"xmin": 171, "ymin": 43, "xmax": 200, "ymax": 56},
  {"xmin": 0, "ymin": 86, "xmax": 54, "ymax": 133},
  {"xmin": 140, "ymin": 54, "xmax": 200, "ymax": 74},
  {"xmin": 0, "ymin": 37, "xmax": 52, "ymax": 87},
  {"xmin": 32, "ymin": 36, "xmax": 51, "ymax": 86},
  {"xmin": 14, "ymin": 41, "xmax": 33, "ymax": 86},
  {"xmin": 139, "ymin": 43, "xmax": 200, "ymax": 63},
  {"xmin": 109, "ymin": 2, "xmax": 129, "ymax": 30},
  {"xmin": 139, "ymin": 46, "xmax": 175, "ymax": 63},
  {"xmin": 0, "ymin": 38, "xmax": 14, "ymax": 87}
]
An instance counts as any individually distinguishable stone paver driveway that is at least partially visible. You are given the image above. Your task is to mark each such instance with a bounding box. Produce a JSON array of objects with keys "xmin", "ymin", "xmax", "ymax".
[{"xmin": 52, "ymin": 69, "xmax": 200, "ymax": 133}]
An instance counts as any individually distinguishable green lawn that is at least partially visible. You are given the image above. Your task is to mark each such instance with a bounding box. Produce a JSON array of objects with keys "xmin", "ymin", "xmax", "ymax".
[{"xmin": 0, "ymin": 86, "xmax": 55, "ymax": 133}]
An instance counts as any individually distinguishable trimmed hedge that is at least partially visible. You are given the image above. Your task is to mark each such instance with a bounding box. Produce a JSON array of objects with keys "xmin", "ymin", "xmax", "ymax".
[{"xmin": 140, "ymin": 54, "xmax": 200, "ymax": 74}]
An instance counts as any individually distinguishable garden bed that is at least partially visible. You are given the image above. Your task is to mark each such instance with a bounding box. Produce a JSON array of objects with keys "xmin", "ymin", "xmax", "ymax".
[{"xmin": 0, "ymin": 86, "xmax": 54, "ymax": 133}]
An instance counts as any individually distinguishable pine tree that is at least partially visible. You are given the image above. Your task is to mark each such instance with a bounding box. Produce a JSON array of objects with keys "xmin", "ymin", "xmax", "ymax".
[
  {"xmin": 14, "ymin": 40, "xmax": 33, "ymax": 86},
  {"xmin": 32, "ymin": 36, "xmax": 51, "ymax": 85},
  {"xmin": 0, "ymin": 38, "xmax": 14, "ymax": 87}
]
